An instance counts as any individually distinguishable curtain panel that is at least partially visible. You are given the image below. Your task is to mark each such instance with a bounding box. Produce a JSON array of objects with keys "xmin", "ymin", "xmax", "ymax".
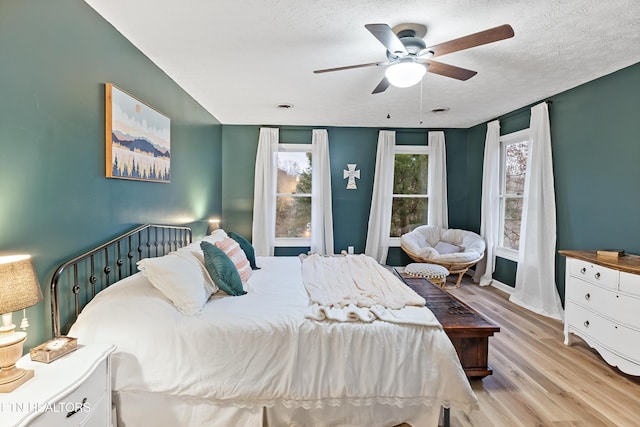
[
  {"xmin": 474, "ymin": 120, "xmax": 501, "ymax": 286},
  {"xmin": 510, "ymin": 102, "xmax": 564, "ymax": 320},
  {"xmin": 427, "ymin": 131, "xmax": 448, "ymax": 229},
  {"xmin": 251, "ymin": 127, "xmax": 279, "ymax": 256},
  {"xmin": 310, "ymin": 129, "xmax": 334, "ymax": 255},
  {"xmin": 365, "ymin": 130, "xmax": 396, "ymax": 264}
]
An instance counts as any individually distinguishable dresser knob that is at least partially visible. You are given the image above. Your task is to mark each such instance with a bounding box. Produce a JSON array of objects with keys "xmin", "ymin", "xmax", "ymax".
[
  {"xmin": 580, "ymin": 267, "xmax": 586, "ymax": 274},
  {"xmin": 594, "ymin": 272, "xmax": 601, "ymax": 279},
  {"xmin": 584, "ymin": 320, "xmax": 590, "ymax": 328},
  {"xmin": 585, "ymin": 293, "xmax": 591, "ymax": 301}
]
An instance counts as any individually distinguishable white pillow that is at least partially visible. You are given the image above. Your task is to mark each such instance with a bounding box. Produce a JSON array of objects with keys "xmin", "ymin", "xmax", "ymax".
[
  {"xmin": 434, "ymin": 241, "xmax": 463, "ymax": 255},
  {"xmin": 137, "ymin": 253, "xmax": 211, "ymax": 315},
  {"xmin": 203, "ymin": 229, "xmax": 228, "ymax": 244},
  {"xmin": 175, "ymin": 242, "xmax": 220, "ymax": 294}
]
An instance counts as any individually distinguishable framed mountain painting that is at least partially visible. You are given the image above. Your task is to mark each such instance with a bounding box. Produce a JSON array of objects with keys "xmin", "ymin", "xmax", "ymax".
[{"xmin": 105, "ymin": 83, "xmax": 171, "ymax": 182}]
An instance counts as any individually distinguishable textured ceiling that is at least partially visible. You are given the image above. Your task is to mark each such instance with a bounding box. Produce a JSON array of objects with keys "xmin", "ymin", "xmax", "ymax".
[{"xmin": 84, "ymin": 0, "xmax": 640, "ymax": 128}]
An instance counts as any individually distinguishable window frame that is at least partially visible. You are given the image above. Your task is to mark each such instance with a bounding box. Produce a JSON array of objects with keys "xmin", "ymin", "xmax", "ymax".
[
  {"xmin": 274, "ymin": 143, "xmax": 313, "ymax": 247},
  {"xmin": 388, "ymin": 144, "xmax": 430, "ymax": 247},
  {"xmin": 495, "ymin": 129, "xmax": 530, "ymax": 262}
]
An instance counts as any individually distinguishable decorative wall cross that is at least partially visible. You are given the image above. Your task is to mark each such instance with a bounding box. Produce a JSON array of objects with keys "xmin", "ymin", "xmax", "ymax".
[{"xmin": 343, "ymin": 164, "xmax": 360, "ymax": 190}]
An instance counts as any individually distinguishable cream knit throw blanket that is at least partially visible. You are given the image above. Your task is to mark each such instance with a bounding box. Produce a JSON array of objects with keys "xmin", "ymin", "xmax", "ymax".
[{"xmin": 301, "ymin": 254, "xmax": 440, "ymax": 327}]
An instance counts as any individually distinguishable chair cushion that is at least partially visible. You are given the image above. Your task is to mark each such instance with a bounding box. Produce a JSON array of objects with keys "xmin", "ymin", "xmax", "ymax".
[
  {"xmin": 434, "ymin": 241, "xmax": 463, "ymax": 255},
  {"xmin": 400, "ymin": 225, "xmax": 485, "ymax": 263},
  {"xmin": 405, "ymin": 263, "xmax": 449, "ymax": 280}
]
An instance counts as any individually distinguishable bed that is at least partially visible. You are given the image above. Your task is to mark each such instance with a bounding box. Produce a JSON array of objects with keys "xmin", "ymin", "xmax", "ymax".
[{"xmin": 51, "ymin": 224, "xmax": 478, "ymax": 427}]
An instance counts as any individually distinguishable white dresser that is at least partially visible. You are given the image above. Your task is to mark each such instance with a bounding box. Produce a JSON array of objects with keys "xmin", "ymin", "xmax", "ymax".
[
  {"xmin": 561, "ymin": 250, "xmax": 640, "ymax": 376},
  {"xmin": 0, "ymin": 343, "xmax": 115, "ymax": 426}
]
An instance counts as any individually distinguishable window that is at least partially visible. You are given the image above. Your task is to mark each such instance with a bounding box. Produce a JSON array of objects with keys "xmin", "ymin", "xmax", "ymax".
[
  {"xmin": 275, "ymin": 144, "xmax": 312, "ymax": 246},
  {"xmin": 497, "ymin": 129, "xmax": 530, "ymax": 261},
  {"xmin": 389, "ymin": 145, "xmax": 429, "ymax": 242}
]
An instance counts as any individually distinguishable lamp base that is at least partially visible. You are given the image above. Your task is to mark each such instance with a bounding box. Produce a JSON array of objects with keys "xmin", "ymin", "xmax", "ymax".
[
  {"xmin": 0, "ymin": 367, "xmax": 34, "ymax": 393},
  {"xmin": 0, "ymin": 331, "xmax": 34, "ymax": 393}
]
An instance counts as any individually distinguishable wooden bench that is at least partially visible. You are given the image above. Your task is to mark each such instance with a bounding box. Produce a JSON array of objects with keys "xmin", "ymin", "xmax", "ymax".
[{"xmin": 395, "ymin": 269, "xmax": 500, "ymax": 379}]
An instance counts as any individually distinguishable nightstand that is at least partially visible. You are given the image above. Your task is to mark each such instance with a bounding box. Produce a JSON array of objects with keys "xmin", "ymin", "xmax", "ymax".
[{"xmin": 0, "ymin": 343, "xmax": 115, "ymax": 426}]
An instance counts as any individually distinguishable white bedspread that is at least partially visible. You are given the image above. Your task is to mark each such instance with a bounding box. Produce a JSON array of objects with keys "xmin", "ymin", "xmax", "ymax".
[{"xmin": 69, "ymin": 256, "xmax": 477, "ymax": 421}]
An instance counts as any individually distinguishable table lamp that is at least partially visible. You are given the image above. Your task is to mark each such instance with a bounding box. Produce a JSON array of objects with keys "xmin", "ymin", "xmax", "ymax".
[
  {"xmin": 0, "ymin": 255, "xmax": 43, "ymax": 393},
  {"xmin": 207, "ymin": 218, "xmax": 221, "ymax": 234}
]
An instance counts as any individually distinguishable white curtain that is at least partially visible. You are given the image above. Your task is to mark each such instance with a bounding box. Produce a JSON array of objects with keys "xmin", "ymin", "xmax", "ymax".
[
  {"xmin": 251, "ymin": 127, "xmax": 279, "ymax": 256},
  {"xmin": 510, "ymin": 103, "xmax": 564, "ymax": 320},
  {"xmin": 365, "ymin": 130, "xmax": 396, "ymax": 263},
  {"xmin": 310, "ymin": 129, "xmax": 334, "ymax": 255},
  {"xmin": 427, "ymin": 131, "xmax": 448, "ymax": 228},
  {"xmin": 474, "ymin": 120, "xmax": 501, "ymax": 286}
]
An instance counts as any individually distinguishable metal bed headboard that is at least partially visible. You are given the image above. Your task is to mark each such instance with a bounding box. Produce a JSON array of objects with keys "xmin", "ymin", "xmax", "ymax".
[{"xmin": 50, "ymin": 224, "xmax": 192, "ymax": 337}]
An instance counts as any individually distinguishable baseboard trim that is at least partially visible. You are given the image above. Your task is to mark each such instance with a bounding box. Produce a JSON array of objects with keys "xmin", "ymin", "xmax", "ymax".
[
  {"xmin": 490, "ymin": 279, "xmax": 514, "ymax": 294},
  {"xmin": 466, "ymin": 268, "xmax": 514, "ymax": 294}
]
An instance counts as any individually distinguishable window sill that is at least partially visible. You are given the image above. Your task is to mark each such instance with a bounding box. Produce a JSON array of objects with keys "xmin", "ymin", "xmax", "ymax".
[
  {"xmin": 388, "ymin": 237, "xmax": 401, "ymax": 247},
  {"xmin": 495, "ymin": 247, "xmax": 519, "ymax": 262},
  {"xmin": 275, "ymin": 238, "xmax": 311, "ymax": 247}
]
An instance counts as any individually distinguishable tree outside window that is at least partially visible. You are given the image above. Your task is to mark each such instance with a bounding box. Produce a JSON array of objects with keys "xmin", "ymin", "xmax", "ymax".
[
  {"xmin": 275, "ymin": 149, "xmax": 312, "ymax": 239},
  {"xmin": 500, "ymin": 134, "xmax": 529, "ymax": 252},
  {"xmin": 390, "ymin": 151, "xmax": 429, "ymax": 237}
]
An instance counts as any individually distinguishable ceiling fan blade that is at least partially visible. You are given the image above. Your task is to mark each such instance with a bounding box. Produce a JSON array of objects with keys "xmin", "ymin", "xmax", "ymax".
[
  {"xmin": 427, "ymin": 24, "xmax": 514, "ymax": 57},
  {"xmin": 372, "ymin": 77, "xmax": 390, "ymax": 94},
  {"xmin": 314, "ymin": 61, "xmax": 384, "ymax": 74},
  {"xmin": 365, "ymin": 23, "xmax": 408, "ymax": 56},
  {"xmin": 421, "ymin": 59, "xmax": 477, "ymax": 81}
]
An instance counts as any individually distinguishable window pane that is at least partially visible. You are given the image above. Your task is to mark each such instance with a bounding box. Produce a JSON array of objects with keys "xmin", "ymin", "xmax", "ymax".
[
  {"xmin": 393, "ymin": 154, "xmax": 428, "ymax": 195},
  {"xmin": 390, "ymin": 197, "xmax": 428, "ymax": 237},
  {"xmin": 504, "ymin": 142, "xmax": 528, "ymax": 195},
  {"xmin": 502, "ymin": 197, "xmax": 523, "ymax": 250},
  {"xmin": 277, "ymin": 152, "xmax": 312, "ymax": 194},
  {"xmin": 276, "ymin": 196, "xmax": 311, "ymax": 238}
]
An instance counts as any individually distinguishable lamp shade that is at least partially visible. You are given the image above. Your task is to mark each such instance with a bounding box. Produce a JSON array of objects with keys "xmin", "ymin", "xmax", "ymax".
[
  {"xmin": 385, "ymin": 62, "xmax": 426, "ymax": 88},
  {"xmin": 0, "ymin": 255, "xmax": 43, "ymax": 314}
]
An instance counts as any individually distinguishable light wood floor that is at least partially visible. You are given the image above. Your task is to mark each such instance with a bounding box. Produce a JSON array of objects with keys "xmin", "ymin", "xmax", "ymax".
[{"xmin": 441, "ymin": 277, "xmax": 640, "ymax": 427}]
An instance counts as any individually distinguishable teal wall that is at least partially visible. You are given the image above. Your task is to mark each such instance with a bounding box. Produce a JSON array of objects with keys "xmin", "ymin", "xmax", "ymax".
[
  {"xmin": 221, "ymin": 126, "xmax": 469, "ymax": 265},
  {"xmin": 0, "ymin": 0, "xmax": 222, "ymax": 349},
  {"xmin": 466, "ymin": 62, "xmax": 640, "ymax": 300}
]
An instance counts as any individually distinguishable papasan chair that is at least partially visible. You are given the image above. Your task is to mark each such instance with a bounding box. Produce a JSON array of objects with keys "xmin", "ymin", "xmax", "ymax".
[{"xmin": 400, "ymin": 225, "xmax": 486, "ymax": 288}]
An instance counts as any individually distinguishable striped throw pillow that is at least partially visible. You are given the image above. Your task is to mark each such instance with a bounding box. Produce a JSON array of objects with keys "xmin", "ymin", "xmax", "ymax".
[{"xmin": 214, "ymin": 237, "xmax": 253, "ymax": 284}]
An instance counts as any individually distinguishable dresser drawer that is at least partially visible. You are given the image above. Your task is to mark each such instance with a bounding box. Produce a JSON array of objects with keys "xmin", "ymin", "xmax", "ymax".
[
  {"xmin": 29, "ymin": 359, "xmax": 108, "ymax": 427},
  {"xmin": 615, "ymin": 292, "xmax": 640, "ymax": 331},
  {"xmin": 80, "ymin": 393, "xmax": 108, "ymax": 427},
  {"xmin": 568, "ymin": 277, "xmax": 640, "ymax": 331},
  {"xmin": 566, "ymin": 276, "xmax": 616, "ymax": 315},
  {"xmin": 568, "ymin": 302, "xmax": 614, "ymax": 344},
  {"xmin": 567, "ymin": 258, "xmax": 618, "ymax": 290},
  {"xmin": 620, "ymin": 271, "xmax": 640, "ymax": 297},
  {"xmin": 568, "ymin": 303, "xmax": 640, "ymax": 364},
  {"xmin": 607, "ymin": 322, "xmax": 640, "ymax": 364}
]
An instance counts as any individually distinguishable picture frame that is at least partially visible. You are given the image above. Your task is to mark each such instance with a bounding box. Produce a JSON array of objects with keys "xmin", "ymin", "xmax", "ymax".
[{"xmin": 105, "ymin": 83, "xmax": 171, "ymax": 182}]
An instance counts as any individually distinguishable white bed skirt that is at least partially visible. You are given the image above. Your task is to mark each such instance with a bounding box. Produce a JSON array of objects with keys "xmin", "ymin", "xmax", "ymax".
[{"xmin": 114, "ymin": 390, "xmax": 442, "ymax": 427}]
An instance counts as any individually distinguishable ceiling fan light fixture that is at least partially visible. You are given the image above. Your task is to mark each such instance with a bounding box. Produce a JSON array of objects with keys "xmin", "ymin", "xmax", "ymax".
[{"xmin": 385, "ymin": 62, "xmax": 426, "ymax": 88}]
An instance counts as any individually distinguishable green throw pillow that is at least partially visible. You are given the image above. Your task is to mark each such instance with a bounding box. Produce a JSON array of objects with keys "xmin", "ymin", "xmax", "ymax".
[
  {"xmin": 200, "ymin": 241, "xmax": 246, "ymax": 296},
  {"xmin": 228, "ymin": 231, "xmax": 260, "ymax": 270}
]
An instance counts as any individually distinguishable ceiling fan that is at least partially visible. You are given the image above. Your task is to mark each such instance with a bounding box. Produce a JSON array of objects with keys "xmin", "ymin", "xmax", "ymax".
[{"xmin": 314, "ymin": 23, "xmax": 514, "ymax": 94}]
